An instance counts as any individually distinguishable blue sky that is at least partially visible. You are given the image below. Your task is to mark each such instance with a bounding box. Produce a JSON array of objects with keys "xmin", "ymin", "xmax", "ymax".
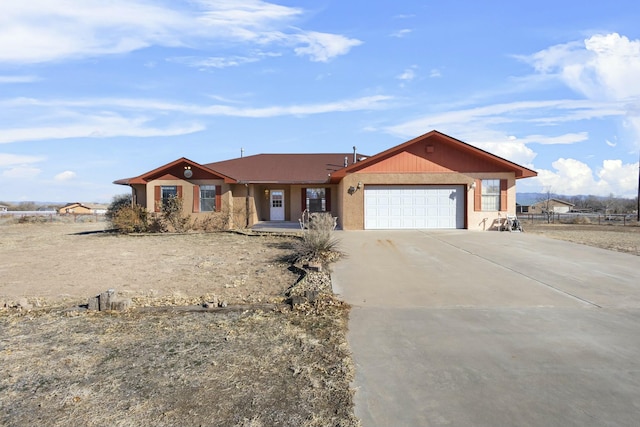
[{"xmin": 1, "ymin": 0, "xmax": 640, "ymax": 203}]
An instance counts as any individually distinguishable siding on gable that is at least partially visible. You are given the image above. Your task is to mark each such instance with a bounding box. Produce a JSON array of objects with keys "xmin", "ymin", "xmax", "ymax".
[{"xmin": 355, "ymin": 142, "xmax": 512, "ymax": 174}]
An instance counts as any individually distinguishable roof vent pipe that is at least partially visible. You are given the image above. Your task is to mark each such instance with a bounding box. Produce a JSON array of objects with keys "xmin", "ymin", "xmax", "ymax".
[
  {"xmin": 241, "ymin": 147, "xmax": 244, "ymax": 158},
  {"xmin": 353, "ymin": 146, "xmax": 357, "ymax": 164},
  {"xmin": 344, "ymin": 156, "xmax": 348, "ymax": 167}
]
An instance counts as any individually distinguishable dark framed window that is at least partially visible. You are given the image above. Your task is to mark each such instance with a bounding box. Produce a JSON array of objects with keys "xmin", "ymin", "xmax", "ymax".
[
  {"xmin": 161, "ymin": 186, "xmax": 177, "ymax": 206},
  {"xmin": 306, "ymin": 188, "xmax": 326, "ymax": 212}
]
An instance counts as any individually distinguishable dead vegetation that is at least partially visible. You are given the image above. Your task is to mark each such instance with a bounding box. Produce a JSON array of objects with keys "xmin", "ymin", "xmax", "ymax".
[
  {"xmin": 525, "ymin": 222, "xmax": 640, "ymax": 256},
  {"xmin": 0, "ymin": 222, "xmax": 358, "ymax": 427}
]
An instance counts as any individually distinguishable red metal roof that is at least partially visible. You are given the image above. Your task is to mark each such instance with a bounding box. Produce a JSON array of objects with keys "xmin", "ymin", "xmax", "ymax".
[
  {"xmin": 204, "ymin": 153, "xmax": 358, "ymax": 184},
  {"xmin": 114, "ymin": 131, "xmax": 537, "ymax": 187}
]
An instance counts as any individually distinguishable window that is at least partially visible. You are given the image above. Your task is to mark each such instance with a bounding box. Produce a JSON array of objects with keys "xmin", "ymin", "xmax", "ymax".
[
  {"xmin": 161, "ymin": 186, "xmax": 177, "ymax": 206},
  {"xmin": 306, "ymin": 188, "xmax": 326, "ymax": 212},
  {"xmin": 200, "ymin": 185, "xmax": 216, "ymax": 212},
  {"xmin": 481, "ymin": 179, "xmax": 500, "ymax": 211}
]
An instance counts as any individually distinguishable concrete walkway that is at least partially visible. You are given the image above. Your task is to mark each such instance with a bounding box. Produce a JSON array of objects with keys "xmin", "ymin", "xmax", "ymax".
[{"xmin": 332, "ymin": 230, "xmax": 640, "ymax": 427}]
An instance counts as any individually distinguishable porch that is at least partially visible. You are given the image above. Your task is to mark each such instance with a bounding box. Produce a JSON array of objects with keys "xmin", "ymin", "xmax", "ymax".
[{"xmin": 251, "ymin": 221, "xmax": 303, "ymax": 233}]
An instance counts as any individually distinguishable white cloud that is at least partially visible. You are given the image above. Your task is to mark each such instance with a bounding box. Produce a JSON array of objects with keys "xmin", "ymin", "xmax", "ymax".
[
  {"xmin": 0, "ymin": 1, "xmax": 187, "ymax": 63},
  {"xmin": 534, "ymin": 158, "xmax": 639, "ymax": 198},
  {"xmin": 474, "ymin": 140, "xmax": 537, "ymax": 167},
  {"xmin": 0, "ymin": 0, "xmax": 361, "ymax": 65},
  {"xmin": 386, "ymin": 99, "xmax": 619, "ymax": 142},
  {"xmin": 516, "ymin": 132, "xmax": 589, "ymax": 145},
  {"xmin": 429, "ymin": 69, "xmax": 442, "ymax": 78},
  {"xmin": 0, "ymin": 114, "xmax": 205, "ymax": 144},
  {"xmin": 0, "ymin": 95, "xmax": 393, "ymax": 144},
  {"xmin": 54, "ymin": 170, "xmax": 76, "ymax": 181},
  {"xmin": 0, "ymin": 75, "xmax": 39, "ymax": 84},
  {"xmin": 397, "ymin": 67, "xmax": 417, "ymax": 82},
  {"xmin": 0, "ymin": 153, "xmax": 44, "ymax": 167},
  {"xmin": 2, "ymin": 166, "xmax": 41, "ymax": 179},
  {"xmin": 169, "ymin": 55, "xmax": 262, "ymax": 68},
  {"xmin": 519, "ymin": 33, "xmax": 640, "ymax": 101},
  {"xmin": 390, "ymin": 29, "xmax": 412, "ymax": 38},
  {"xmin": 198, "ymin": 95, "xmax": 392, "ymax": 117},
  {"xmin": 293, "ymin": 32, "xmax": 362, "ymax": 62}
]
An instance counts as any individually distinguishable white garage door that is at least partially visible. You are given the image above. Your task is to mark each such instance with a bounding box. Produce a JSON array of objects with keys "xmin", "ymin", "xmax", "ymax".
[{"xmin": 364, "ymin": 185, "xmax": 464, "ymax": 229}]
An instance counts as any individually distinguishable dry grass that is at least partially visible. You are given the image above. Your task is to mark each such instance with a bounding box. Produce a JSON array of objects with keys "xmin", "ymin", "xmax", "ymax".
[
  {"xmin": 0, "ymin": 306, "xmax": 357, "ymax": 427},
  {"xmin": 525, "ymin": 222, "xmax": 640, "ymax": 256},
  {"xmin": 0, "ymin": 222, "xmax": 359, "ymax": 427}
]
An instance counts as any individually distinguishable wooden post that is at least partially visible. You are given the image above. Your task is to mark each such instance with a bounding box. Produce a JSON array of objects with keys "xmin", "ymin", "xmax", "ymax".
[{"xmin": 99, "ymin": 289, "xmax": 116, "ymax": 311}]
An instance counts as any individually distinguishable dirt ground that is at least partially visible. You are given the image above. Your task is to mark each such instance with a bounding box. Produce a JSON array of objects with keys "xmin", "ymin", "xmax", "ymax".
[
  {"xmin": 0, "ymin": 220, "xmax": 299, "ymax": 305},
  {"xmin": 524, "ymin": 222, "xmax": 640, "ymax": 256},
  {"xmin": 0, "ymin": 219, "xmax": 358, "ymax": 427}
]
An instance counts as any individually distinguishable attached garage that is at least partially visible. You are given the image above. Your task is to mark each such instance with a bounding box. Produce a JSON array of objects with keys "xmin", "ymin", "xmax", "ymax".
[{"xmin": 364, "ymin": 185, "xmax": 465, "ymax": 229}]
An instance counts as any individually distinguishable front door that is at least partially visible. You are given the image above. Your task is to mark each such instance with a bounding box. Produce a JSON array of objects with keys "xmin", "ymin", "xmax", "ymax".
[{"xmin": 270, "ymin": 190, "xmax": 285, "ymax": 221}]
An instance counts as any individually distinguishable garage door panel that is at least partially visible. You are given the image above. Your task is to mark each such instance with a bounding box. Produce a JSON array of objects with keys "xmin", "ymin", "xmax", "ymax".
[{"xmin": 365, "ymin": 185, "xmax": 464, "ymax": 230}]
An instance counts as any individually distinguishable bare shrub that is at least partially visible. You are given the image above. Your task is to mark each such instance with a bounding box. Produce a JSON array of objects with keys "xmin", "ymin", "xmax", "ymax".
[
  {"xmin": 294, "ymin": 212, "xmax": 340, "ymax": 263},
  {"xmin": 106, "ymin": 194, "xmax": 132, "ymax": 222},
  {"xmin": 156, "ymin": 195, "xmax": 192, "ymax": 233},
  {"xmin": 192, "ymin": 212, "xmax": 229, "ymax": 232},
  {"xmin": 571, "ymin": 215, "xmax": 592, "ymax": 225},
  {"xmin": 111, "ymin": 205, "xmax": 148, "ymax": 233}
]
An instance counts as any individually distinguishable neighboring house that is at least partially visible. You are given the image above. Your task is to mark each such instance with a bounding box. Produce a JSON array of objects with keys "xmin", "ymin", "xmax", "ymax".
[
  {"xmin": 59, "ymin": 203, "xmax": 108, "ymax": 215},
  {"xmin": 114, "ymin": 130, "xmax": 537, "ymax": 231},
  {"xmin": 0, "ymin": 205, "xmax": 7, "ymax": 212},
  {"xmin": 528, "ymin": 198, "xmax": 575, "ymax": 214}
]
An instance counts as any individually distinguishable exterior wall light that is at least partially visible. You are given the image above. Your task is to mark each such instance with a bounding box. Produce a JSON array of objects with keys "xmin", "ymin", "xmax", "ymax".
[{"xmin": 348, "ymin": 182, "xmax": 363, "ymax": 195}]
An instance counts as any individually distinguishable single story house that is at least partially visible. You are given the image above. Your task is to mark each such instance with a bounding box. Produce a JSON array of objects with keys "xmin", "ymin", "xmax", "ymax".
[
  {"xmin": 114, "ymin": 130, "xmax": 537, "ymax": 231},
  {"xmin": 59, "ymin": 203, "xmax": 108, "ymax": 215},
  {"xmin": 528, "ymin": 198, "xmax": 575, "ymax": 214},
  {"xmin": 0, "ymin": 205, "xmax": 7, "ymax": 212}
]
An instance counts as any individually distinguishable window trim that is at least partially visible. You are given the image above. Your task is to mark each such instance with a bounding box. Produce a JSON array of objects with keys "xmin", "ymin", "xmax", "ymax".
[{"xmin": 474, "ymin": 179, "xmax": 507, "ymax": 212}]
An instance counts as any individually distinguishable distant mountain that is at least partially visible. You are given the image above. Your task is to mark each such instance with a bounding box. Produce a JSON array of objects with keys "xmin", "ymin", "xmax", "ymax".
[{"xmin": 516, "ymin": 193, "xmax": 553, "ymax": 206}]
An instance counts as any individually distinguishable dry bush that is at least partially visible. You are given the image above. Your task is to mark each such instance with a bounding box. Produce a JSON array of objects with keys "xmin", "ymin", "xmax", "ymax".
[
  {"xmin": 570, "ymin": 215, "xmax": 592, "ymax": 225},
  {"xmin": 193, "ymin": 212, "xmax": 230, "ymax": 232},
  {"xmin": 294, "ymin": 213, "xmax": 340, "ymax": 263},
  {"xmin": 111, "ymin": 204, "xmax": 149, "ymax": 233},
  {"xmin": 157, "ymin": 195, "xmax": 192, "ymax": 232}
]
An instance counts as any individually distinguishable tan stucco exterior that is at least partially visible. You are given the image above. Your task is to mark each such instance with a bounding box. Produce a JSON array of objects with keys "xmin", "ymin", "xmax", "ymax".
[
  {"xmin": 466, "ymin": 172, "xmax": 517, "ymax": 231},
  {"xmin": 143, "ymin": 177, "xmax": 231, "ymax": 220},
  {"xmin": 336, "ymin": 171, "xmax": 516, "ymax": 231},
  {"xmin": 115, "ymin": 131, "xmax": 535, "ymax": 232}
]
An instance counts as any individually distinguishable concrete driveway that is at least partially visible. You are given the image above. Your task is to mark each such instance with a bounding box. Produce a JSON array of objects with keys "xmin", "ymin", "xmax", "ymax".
[{"xmin": 332, "ymin": 230, "xmax": 640, "ymax": 427}]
